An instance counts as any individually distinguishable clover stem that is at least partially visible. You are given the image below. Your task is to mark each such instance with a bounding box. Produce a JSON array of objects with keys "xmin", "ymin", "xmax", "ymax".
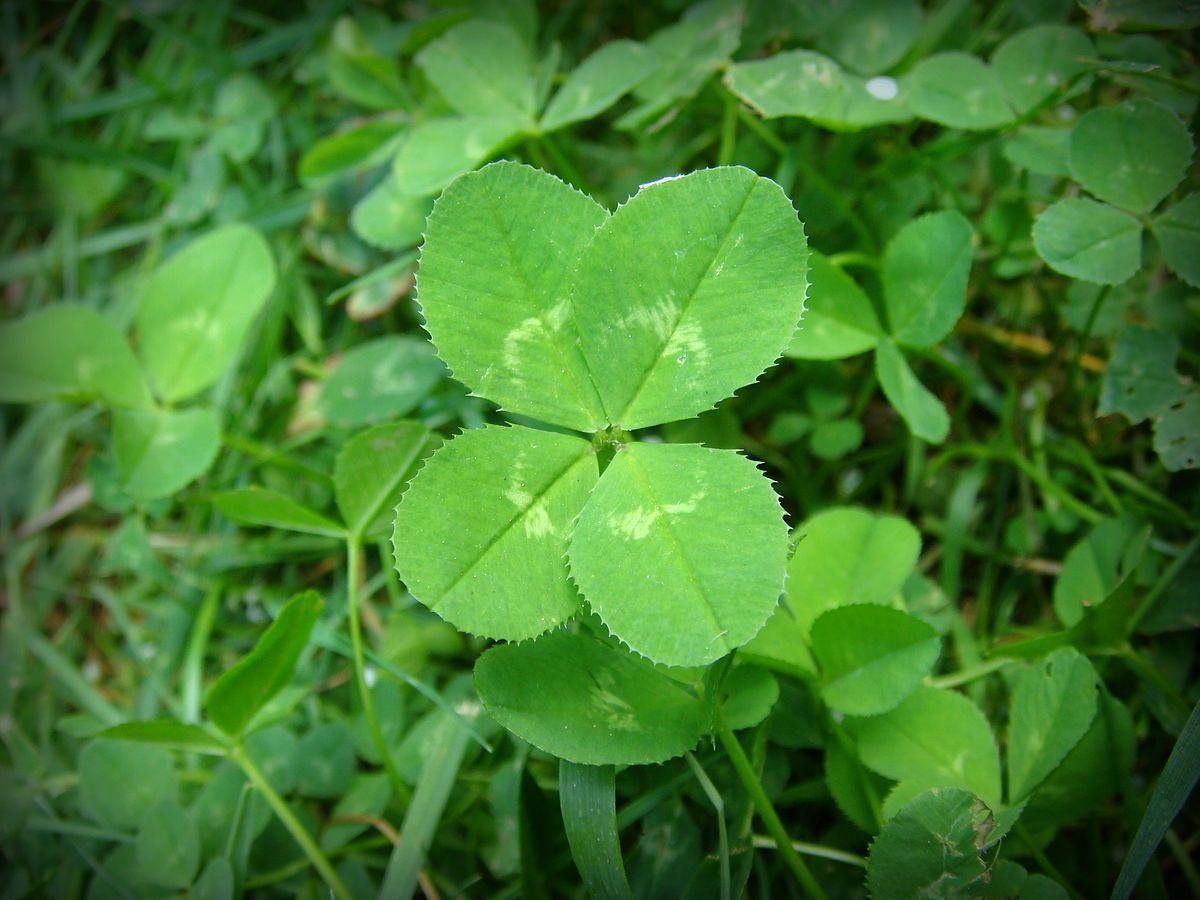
[
  {"xmin": 346, "ymin": 537, "xmax": 412, "ymax": 804},
  {"xmin": 230, "ymin": 742, "xmax": 352, "ymax": 900},
  {"xmin": 714, "ymin": 706, "xmax": 828, "ymax": 900}
]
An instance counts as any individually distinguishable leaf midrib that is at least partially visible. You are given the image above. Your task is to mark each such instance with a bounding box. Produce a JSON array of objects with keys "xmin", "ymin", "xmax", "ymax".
[
  {"xmin": 611, "ymin": 177, "xmax": 758, "ymax": 426},
  {"xmin": 624, "ymin": 451, "xmax": 728, "ymax": 654},
  {"xmin": 430, "ymin": 444, "xmax": 592, "ymax": 605}
]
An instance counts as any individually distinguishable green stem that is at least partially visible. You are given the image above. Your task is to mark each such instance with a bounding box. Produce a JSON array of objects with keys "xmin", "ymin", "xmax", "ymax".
[
  {"xmin": 346, "ymin": 539, "xmax": 412, "ymax": 805},
  {"xmin": 715, "ymin": 708, "xmax": 828, "ymax": 900},
  {"xmin": 231, "ymin": 744, "xmax": 352, "ymax": 900},
  {"xmin": 929, "ymin": 658, "xmax": 1013, "ymax": 689}
]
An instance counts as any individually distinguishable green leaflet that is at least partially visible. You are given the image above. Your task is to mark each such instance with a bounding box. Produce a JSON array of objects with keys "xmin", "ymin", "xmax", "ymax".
[
  {"xmin": 789, "ymin": 507, "xmax": 921, "ymax": 621},
  {"xmin": 334, "ymin": 421, "xmax": 440, "ymax": 539},
  {"xmin": 1068, "ymin": 99, "xmax": 1193, "ymax": 215},
  {"xmin": 136, "ymin": 799, "xmax": 200, "ymax": 888},
  {"xmin": 1004, "ymin": 126, "xmax": 1072, "ymax": 178},
  {"xmin": 719, "ymin": 665, "xmax": 779, "ymax": 730},
  {"xmin": 135, "ymin": 223, "xmax": 276, "ymax": 403},
  {"xmin": 1152, "ymin": 192, "xmax": 1200, "ymax": 288},
  {"xmin": 573, "ymin": 166, "xmax": 809, "ymax": 430},
  {"xmin": 297, "ymin": 120, "xmax": 405, "ymax": 186},
  {"xmin": 826, "ymin": 740, "xmax": 889, "ymax": 833},
  {"xmin": 417, "ymin": 161, "xmax": 609, "ymax": 432},
  {"xmin": 724, "ymin": 50, "xmax": 912, "ymax": 130},
  {"xmin": 211, "ymin": 487, "xmax": 347, "ymax": 538},
  {"xmin": 541, "ymin": 40, "xmax": 657, "ymax": 132},
  {"xmin": 1032, "ymin": 198, "xmax": 1142, "ymax": 285},
  {"xmin": 79, "ymin": 740, "xmax": 178, "ymax": 829},
  {"xmin": 99, "ymin": 721, "xmax": 227, "ymax": 755},
  {"xmin": 392, "ymin": 425, "xmax": 597, "ymax": 642},
  {"xmin": 0, "ymin": 305, "xmax": 151, "ymax": 410},
  {"xmin": 1154, "ymin": 390, "xmax": 1200, "ymax": 472},
  {"xmin": 1006, "ymin": 647, "xmax": 1099, "ymax": 803},
  {"xmin": 874, "ymin": 338, "xmax": 950, "ymax": 443},
  {"xmin": 1099, "ymin": 326, "xmax": 1187, "ymax": 424},
  {"xmin": 113, "ymin": 406, "xmax": 221, "ymax": 500},
  {"xmin": 474, "ymin": 631, "xmax": 707, "ymax": 765},
  {"xmin": 327, "ymin": 17, "xmax": 408, "ymax": 111},
  {"xmin": 620, "ymin": 0, "xmax": 742, "ymax": 130},
  {"xmin": 811, "ymin": 605, "xmax": 940, "ymax": 716},
  {"xmin": 816, "ymin": 0, "xmax": 921, "ymax": 76},
  {"xmin": 883, "ymin": 211, "xmax": 974, "ymax": 348},
  {"xmin": 1053, "ymin": 515, "xmax": 1144, "ymax": 627},
  {"xmin": 866, "ymin": 788, "xmax": 994, "ymax": 899},
  {"xmin": 350, "ymin": 176, "xmax": 433, "ymax": 251},
  {"xmin": 991, "ymin": 25, "xmax": 1094, "ymax": 115},
  {"xmin": 416, "ymin": 21, "xmax": 536, "ymax": 125},
  {"xmin": 905, "ymin": 53, "xmax": 1014, "ymax": 131},
  {"xmin": 743, "ymin": 506, "xmax": 920, "ymax": 674},
  {"xmin": 847, "ymin": 685, "xmax": 1002, "ymax": 811},
  {"xmin": 206, "ymin": 590, "xmax": 324, "ymax": 736},
  {"xmin": 392, "ymin": 116, "xmax": 519, "ymax": 196},
  {"xmin": 317, "ymin": 335, "xmax": 444, "ymax": 428},
  {"xmin": 786, "ymin": 252, "xmax": 882, "ymax": 359},
  {"xmin": 1022, "ymin": 692, "xmax": 1135, "ymax": 835},
  {"xmin": 569, "ymin": 442, "xmax": 789, "ymax": 668}
]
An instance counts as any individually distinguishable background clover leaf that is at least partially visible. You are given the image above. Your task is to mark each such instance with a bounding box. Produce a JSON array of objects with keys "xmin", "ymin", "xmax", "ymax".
[
  {"xmin": 134, "ymin": 223, "xmax": 276, "ymax": 404},
  {"xmin": 1068, "ymin": 99, "xmax": 1193, "ymax": 215}
]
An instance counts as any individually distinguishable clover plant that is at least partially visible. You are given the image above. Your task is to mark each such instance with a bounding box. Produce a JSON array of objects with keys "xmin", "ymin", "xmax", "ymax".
[{"xmin": 3, "ymin": 2, "xmax": 1199, "ymax": 899}]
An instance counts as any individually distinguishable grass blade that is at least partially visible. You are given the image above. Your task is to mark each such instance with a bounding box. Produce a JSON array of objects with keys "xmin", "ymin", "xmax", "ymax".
[
  {"xmin": 1112, "ymin": 699, "xmax": 1200, "ymax": 900},
  {"xmin": 560, "ymin": 761, "xmax": 631, "ymax": 900},
  {"xmin": 380, "ymin": 707, "xmax": 475, "ymax": 897}
]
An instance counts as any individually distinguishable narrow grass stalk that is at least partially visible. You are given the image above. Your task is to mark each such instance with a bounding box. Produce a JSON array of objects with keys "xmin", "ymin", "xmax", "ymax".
[
  {"xmin": 230, "ymin": 743, "xmax": 352, "ymax": 900},
  {"xmin": 715, "ymin": 707, "xmax": 828, "ymax": 900},
  {"xmin": 346, "ymin": 538, "xmax": 412, "ymax": 804}
]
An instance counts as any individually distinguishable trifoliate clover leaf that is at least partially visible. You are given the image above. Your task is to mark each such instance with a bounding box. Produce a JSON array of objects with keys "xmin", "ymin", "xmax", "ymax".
[
  {"xmin": 392, "ymin": 424, "xmax": 598, "ymax": 642},
  {"xmin": 474, "ymin": 631, "xmax": 707, "ymax": 765},
  {"xmin": 1068, "ymin": 99, "xmax": 1193, "ymax": 215},
  {"xmin": 569, "ymin": 442, "xmax": 789, "ymax": 668}
]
